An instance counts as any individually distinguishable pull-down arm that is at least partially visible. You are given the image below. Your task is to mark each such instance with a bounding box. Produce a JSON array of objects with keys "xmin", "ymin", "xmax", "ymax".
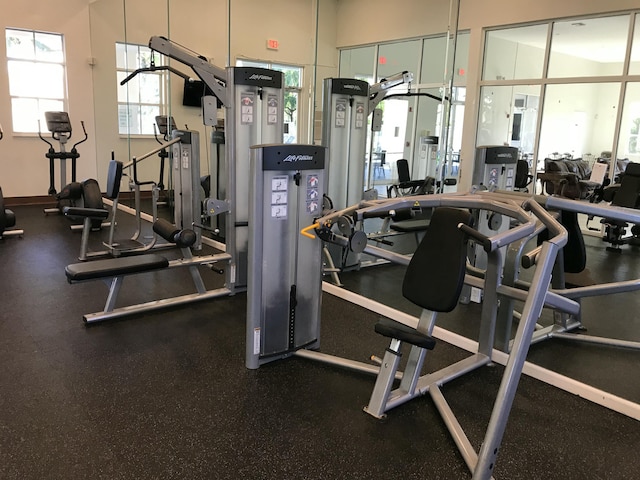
[{"xmin": 149, "ymin": 36, "xmax": 229, "ymax": 107}]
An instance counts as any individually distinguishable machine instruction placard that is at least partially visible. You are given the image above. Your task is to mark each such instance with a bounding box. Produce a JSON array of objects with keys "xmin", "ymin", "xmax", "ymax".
[
  {"xmin": 271, "ymin": 175, "xmax": 288, "ymax": 219},
  {"xmin": 267, "ymin": 94, "xmax": 278, "ymax": 125},
  {"xmin": 335, "ymin": 99, "xmax": 347, "ymax": 127},
  {"xmin": 306, "ymin": 174, "xmax": 320, "ymax": 215},
  {"xmin": 241, "ymin": 92, "xmax": 255, "ymax": 125},
  {"xmin": 355, "ymin": 102, "xmax": 364, "ymax": 129}
]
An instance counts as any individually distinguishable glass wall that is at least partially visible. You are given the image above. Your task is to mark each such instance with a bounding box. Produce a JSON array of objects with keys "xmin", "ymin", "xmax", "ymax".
[
  {"xmin": 339, "ymin": 32, "xmax": 469, "ymax": 196},
  {"xmin": 617, "ymin": 83, "xmax": 640, "ymax": 163},
  {"xmin": 480, "ymin": 11, "xmax": 640, "ymax": 185}
]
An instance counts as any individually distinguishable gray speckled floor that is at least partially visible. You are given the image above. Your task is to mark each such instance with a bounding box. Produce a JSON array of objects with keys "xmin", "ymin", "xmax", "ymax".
[{"xmin": 1, "ymin": 204, "xmax": 639, "ymax": 479}]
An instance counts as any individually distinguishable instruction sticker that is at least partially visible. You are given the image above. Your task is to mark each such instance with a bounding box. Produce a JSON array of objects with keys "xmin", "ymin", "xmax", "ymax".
[
  {"xmin": 355, "ymin": 102, "xmax": 364, "ymax": 129},
  {"xmin": 241, "ymin": 92, "xmax": 255, "ymax": 124},
  {"xmin": 271, "ymin": 175, "xmax": 288, "ymax": 219},
  {"xmin": 306, "ymin": 174, "xmax": 320, "ymax": 215},
  {"xmin": 267, "ymin": 94, "xmax": 278, "ymax": 125},
  {"xmin": 335, "ymin": 99, "xmax": 347, "ymax": 127}
]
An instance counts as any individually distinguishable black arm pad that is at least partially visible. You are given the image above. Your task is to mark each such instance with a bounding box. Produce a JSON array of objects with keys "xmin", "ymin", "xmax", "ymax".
[{"xmin": 153, "ymin": 218, "xmax": 196, "ymax": 248}]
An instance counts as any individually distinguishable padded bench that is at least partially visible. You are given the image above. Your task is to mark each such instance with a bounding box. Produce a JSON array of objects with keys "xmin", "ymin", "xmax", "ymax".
[
  {"xmin": 65, "ymin": 254, "xmax": 169, "ymax": 282},
  {"xmin": 374, "ymin": 317, "xmax": 436, "ymax": 350}
]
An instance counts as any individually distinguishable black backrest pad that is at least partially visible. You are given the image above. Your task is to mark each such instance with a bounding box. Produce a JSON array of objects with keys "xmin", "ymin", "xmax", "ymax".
[
  {"xmin": 81, "ymin": 179, "xmax": 104, "ymax": 209},
  {"xmin": 537, "ymin": 209, "xmax": 585, "ymax": 274},
  {"xmin": 613, "ymin": 164, "xmax": 640, "ymax": 208},
  {"xmin": 106, "ymin": 160, "xmax": 123, "ymax": 200},
  {"xmin": 402, "ymin": 207, "xmax": 472, "ymax": 312},
  {"xmin": 397, "ymin": 159, "xmax": 411, "ymax": 183}
]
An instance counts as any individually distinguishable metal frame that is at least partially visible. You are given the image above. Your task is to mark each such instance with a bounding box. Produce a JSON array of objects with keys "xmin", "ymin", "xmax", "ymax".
[
  {"xmin": 149, "ymin": 36, "xmax": 284, "ymax": 293},
  {"xmin": 485, "ymin": 191, "xmax": 640, "ymax": 352},
  {"xmin": 290, "ymin": 191, "xmax": 570, "ymax": 479},
  {"xmin": 74, "ymin": 249, "xmax": 231, "ymax": 324}
]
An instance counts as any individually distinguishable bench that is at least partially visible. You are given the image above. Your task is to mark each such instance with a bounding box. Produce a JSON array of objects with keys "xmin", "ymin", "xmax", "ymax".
[{"xmin": 65, "ymin": 218, "xmax": 231, "ymax": 323}]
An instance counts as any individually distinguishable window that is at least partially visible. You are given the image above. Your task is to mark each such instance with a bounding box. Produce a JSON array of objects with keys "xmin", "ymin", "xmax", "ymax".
[
  {"xmin": 5, "ymin": 28, "xmax": 66, "ymax": 133},
  {"xmin": 236, "ymin": 59, "xmax": 302, "ymax": 143},
  {"xmin": 116, "ymin": 43, "xmax": 165, "ymax": 135},
  {"xmin": 480, "ymin": 12, "xmax": 640, "ymax": 175}
]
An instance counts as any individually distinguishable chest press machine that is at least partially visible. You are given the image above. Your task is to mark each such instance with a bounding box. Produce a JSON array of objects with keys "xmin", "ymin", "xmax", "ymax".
[{"xmin": 245, "ymin": 146, "xmax": 572, "ymax": 478}]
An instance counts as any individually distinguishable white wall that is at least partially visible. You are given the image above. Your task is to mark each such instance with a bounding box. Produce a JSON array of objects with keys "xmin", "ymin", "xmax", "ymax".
[
  {"xmin": 1, "ymin": 0, "xmax": 638, "ymax": 197},
  {"xmin": 1, "ymin": 0, "xmax": 97, "ymax": 198},
  {"xmin": 1, "ymin": 0, "xmax": 338, "ymax": 199}
]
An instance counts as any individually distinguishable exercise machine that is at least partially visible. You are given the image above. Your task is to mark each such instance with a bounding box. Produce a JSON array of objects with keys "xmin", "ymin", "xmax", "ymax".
[
  {"xmin": 146, "ymin": 36, "xmax": 284, "ymax": 292},
  {"xmin": 68, "ymin": 132, "xmax": 193, "ymax": 261},
  {"xmin": 321, "ymin": 73, "xmax": 413, "ymax": 277},
  {"xmin": 37, "ymin": 112, "xmax": 100, "ymax": 215},
  {"xmin": 484, "ymin": 189, "xmax": 640, "ymax": 353},
  {"xmin": 65, "ymin": 218, "xmax": 231, "ymax": 323},
  {"xmin": 600, "ymin": 162, "xmax": 640, "ymax": 252},
  {"xmin": 0, "ymin": 186, "xmax": 22, "ymax": 240},
  {"xmin": 245, "ymin": 146, "xmax": 569, "ymax": 477}
]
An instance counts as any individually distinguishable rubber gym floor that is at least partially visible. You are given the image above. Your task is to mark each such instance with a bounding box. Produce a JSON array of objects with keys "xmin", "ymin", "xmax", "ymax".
[{"xmin": 1, "ymin": 203, "xmax": 639, "ymax": 479}]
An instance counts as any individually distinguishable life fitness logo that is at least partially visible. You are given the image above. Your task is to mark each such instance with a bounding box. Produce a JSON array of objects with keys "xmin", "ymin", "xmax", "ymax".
[
  {"xmin": 249, "ymin": 74, "xmax": 273, "ymax": 81},
  {"xmin": 283, "ymin": 154, "xmax": 314, "ymax": 163},
  {"xmin": 344, "ymin": 84, "xmax": 362, "ymax": 91}
]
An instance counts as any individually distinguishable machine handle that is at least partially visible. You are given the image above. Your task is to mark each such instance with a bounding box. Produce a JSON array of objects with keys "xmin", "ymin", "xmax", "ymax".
[
  {"xmin": 301, "ymin": 223, "xmax": 319, "ymax": 239},
  {"xmin": 521, "ymin": 246, "xmax": 542, "ymax": 269},
  {"xmin": 458, "ymin": 223, "xmax": 493, "ymax": 253},
  {"xmin": 37, "ymin": 120, "xmax": 54, "ymax": 149},
  {"xmin": 72, "ymin": 121, "xmax": 88, "ymax": 150}
]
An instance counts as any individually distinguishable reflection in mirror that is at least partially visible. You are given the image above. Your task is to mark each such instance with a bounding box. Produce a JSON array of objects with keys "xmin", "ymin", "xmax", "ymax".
[
  {"xmin": 539, "ymin": 83, "xmax": 620, "ymax": 164},
  {"xmin": 548, "ymin": 15, "xmax": 630, "ymax": 78},
  {"xmin": 631, "ymin": 15, "xmax": 640, "ymax": 75},
  {"xmin": 90, "ymin": 0, "xmax": 171, "ymax": 224},
  {"xmin": 483, "ymin": 24, "xmax": 548, "ymax": 81},
  {"xmin": 338, "ymin": 29, "xmax": 467, "ymax": 200},
  {"xmin": 617, "ymin": 82, "xmax": 640, "ymax": 165}
]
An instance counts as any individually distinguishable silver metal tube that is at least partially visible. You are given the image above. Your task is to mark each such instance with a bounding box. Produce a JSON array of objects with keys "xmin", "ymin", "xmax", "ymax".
[
  {"xmin": 294, "ymin": 349, "xmax": 403, "ymax": 379},
  {"xmin": 125, "ymin": 136, "xmax": 182, "ymax": 168},
  {"xmin": 84, "ymin": 287, "xmax": 232, "ymax": 324},
  {"xmin": 430, "ymin": 385, "xmax": 479, "ymax": 474}
]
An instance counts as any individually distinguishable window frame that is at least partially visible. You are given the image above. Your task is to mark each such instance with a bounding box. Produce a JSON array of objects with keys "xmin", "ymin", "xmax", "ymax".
[
  {"xmin": 5, "ymin": 27, "xmax": 67, "ymax": 135},
  {"xmin": 115, "ymin": 42, "xmax": 167, "ymax": 136}
]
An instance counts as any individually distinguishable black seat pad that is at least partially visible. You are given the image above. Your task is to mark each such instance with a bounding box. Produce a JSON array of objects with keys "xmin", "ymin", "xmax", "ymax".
[
  {"xmin": 402, "ymin": 207, "xmax": 472, "ymax": 312},
  {"xmin": 66, "ymin": 254, "xmax": 169, "ymax": 282},
  {"xmin": 389, "ymin": 219, "xmax": 430, "ymax": 233},
  {"xmin": 374, "ymin": 317, "xmax": 436, "ymax": 350},
  {"xmin": 63, "ymin": 206, "xmax": 109, "ymax": 219}
]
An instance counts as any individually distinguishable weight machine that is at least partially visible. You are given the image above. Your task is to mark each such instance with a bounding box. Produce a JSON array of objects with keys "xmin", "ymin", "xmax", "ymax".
[
  {"xmin": 245, "ymin": 148, "xmax": 571, "ymax": 477},
  {"xmin": 147, "ymin": 36, "xmax": 284, "ymax": 292}
]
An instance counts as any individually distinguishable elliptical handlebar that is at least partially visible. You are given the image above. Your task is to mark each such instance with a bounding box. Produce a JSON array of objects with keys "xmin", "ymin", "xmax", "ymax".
[
  {"xmin": 37, "ymin": 120, "xmax": 54, "ymax": 150},
  {"xmin": 71, "ymin": 121, "xmax": 88, "ymax": 151}
]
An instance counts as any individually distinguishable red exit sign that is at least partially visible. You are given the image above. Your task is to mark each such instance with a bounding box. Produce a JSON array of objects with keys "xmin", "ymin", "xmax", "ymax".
[{"xmin": 267, "ymin": 39, "xmax": 279, "ymax": 50}]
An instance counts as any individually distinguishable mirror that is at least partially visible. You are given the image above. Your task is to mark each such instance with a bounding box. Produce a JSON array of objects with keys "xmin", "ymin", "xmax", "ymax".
[{"xmin": 89, "ymin": 0, "xmax": 331, "ymax": 227}]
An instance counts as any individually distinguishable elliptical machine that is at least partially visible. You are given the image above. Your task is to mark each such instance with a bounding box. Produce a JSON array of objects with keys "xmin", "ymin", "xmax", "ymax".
[
  {"xmin": 0, "ymin": 124, "xmax": 24, "ymax": 239},
  {"xmin": 38, "ymin": 111, "xmax": 103, "ymax": 228}
]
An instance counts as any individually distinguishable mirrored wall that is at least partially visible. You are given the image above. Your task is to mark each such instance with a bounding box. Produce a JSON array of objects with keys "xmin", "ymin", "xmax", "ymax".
[
  {"xmin": 88, "ymin": 0, "xmax": 334, "ymax": 220},
  {"xmin": 89, "ymin": 0, "xmax": 463, "ymax": 215}
]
